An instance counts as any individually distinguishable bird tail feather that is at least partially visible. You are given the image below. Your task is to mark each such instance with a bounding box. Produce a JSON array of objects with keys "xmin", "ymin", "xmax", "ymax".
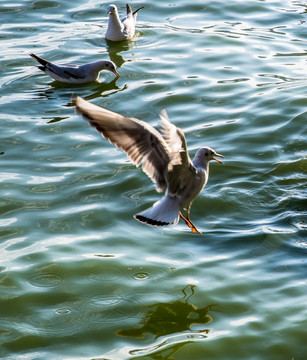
[{"xmin": 134, "ymin": 195, "xmax": 180, "ymax": 226}]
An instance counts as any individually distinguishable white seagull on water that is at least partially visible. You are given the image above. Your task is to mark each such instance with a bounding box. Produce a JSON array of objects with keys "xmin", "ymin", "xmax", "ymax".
[
  {"xmin": 105, "ymin": 4, "xmax": 143, "ymax": 41},
  {"xmin": 30, "ymin": 53, "xmax": 119, "ymax": 84},
  {"xmin": 73, "ymin": 96, "xmax": 224, "ymax": 234}
]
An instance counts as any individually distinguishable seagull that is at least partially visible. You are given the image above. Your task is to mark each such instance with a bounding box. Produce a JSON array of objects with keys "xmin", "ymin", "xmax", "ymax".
[
  {"xmin": 73, "ymin": 96, "xmax": 224, "ymax": 234},
  {"xmin": 29, "ymin": 53, "xmax": 119, "ymax": 84},
  {"xmin": 105, "ymin": 4, "xmax": 143, "ymax": 41}
]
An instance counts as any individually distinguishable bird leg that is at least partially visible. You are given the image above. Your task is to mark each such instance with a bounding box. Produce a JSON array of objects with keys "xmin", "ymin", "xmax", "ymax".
[
  {"xmin": 179, "ymin": 212, "xmax": 202, "ymax": 234},
  {"xmin": 185, "ymin": 205, "xmax": 202, "ymax": 234}
]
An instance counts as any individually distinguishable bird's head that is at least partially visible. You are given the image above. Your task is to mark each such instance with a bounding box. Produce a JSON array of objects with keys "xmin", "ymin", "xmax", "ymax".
[
  {"xmin": 104, "ymin": 61, "xmax": 119, "ymax": 77},
  {"xmin": 196, "ymin": 147, "xmax": 224, "ymax": 164},
  {"xmin": 107, "ymin": 4, "xmax": 117, "ymax": 15}
]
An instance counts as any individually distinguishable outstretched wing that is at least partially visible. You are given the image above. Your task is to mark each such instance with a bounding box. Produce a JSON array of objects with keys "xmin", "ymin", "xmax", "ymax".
[
  {"xmin": 159, "ymin": 109, "xmax": 192, "ymax": 169},
  {"xmin": 159, "ymin": 109, "xmax": 195, "ymax": 196},
  {"xmin": 73, "ymin": 96, "xmax": 170, "ymax": 192}
]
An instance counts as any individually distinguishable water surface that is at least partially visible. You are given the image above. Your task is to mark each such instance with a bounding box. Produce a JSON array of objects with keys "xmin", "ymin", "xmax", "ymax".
[{"xmin": 0, "ymin": 0, "xmax": 306, "ymax": 359}]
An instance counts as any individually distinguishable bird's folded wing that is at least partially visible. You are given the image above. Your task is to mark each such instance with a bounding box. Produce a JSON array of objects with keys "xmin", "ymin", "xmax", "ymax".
[
  {"xmin": 73, "ymin": 96, "xmax": 170, "ymax": 191},
  {"xmin": 48, "ymin": 65, "xmax": 85, "ymax": 80}
]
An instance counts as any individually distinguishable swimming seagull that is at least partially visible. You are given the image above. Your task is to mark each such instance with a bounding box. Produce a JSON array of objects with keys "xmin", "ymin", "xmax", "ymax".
[
  {"xmin": 29, "ymin": 53, "xmax": 119, "ymax": 84},
  {"xmin": 105, "ymin": 4, "xmax": 144, "ymax": 41},
  {"xmin": 73, "ymin": 95, "xmax": 224, "ymax": 234}
]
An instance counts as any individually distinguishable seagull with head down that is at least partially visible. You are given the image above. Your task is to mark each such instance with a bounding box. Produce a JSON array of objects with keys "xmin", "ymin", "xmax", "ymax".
[
  {"xmin": 105, "ymin": 3, "xmax": 144, "ymax": 41},
  {"xmin": 30, "ymin": 53, "xmax": 119, "ymax": 84},
  {"xmin": 73, "ymin": 96, "xmax": 224, "ymax": 234}
]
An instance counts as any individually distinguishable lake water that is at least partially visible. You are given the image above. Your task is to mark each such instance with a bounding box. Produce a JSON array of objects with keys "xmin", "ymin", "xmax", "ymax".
[{"xmin": 0, "ymin": 0, "xmax": 306, "ymax": 359}]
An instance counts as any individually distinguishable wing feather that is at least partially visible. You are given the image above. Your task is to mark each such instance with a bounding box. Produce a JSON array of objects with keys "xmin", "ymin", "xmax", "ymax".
[
  {"xmin": 73, "ymin": 96, "xmax": 170, "ymax": 191},
  {"xmin": 48, "ymin": 65, "xmax": 85, "ymax": 80},
  {"xmin": 159, "ymin": 109, "xmax": 192, "ymax": 169}
]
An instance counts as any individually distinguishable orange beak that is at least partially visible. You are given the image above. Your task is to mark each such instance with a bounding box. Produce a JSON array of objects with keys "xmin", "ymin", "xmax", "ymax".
[
  {"xmin": 113, "ymin": 69, "xmax": 119, "ymax": 77},
  {"xmin": 213, "ymin": 153, "xmax": 224, "ymax": 164}
]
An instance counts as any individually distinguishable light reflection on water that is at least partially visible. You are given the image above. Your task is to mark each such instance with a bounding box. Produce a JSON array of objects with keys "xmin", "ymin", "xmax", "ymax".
[{"xmin": 0, "ymin": 0, "xmax": 306, "ymax": 359}]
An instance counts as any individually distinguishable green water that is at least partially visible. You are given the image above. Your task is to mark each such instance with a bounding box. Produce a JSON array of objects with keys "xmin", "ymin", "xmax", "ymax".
[{"xmin": 0, "ymin": 0, "xmax": 306, "ymax": 359}]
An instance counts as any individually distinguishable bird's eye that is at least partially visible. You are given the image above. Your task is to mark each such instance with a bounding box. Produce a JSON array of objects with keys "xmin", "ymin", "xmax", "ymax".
[{"xmin": 205, "ymin": 152, "xmax": 208, "ymax": 156}]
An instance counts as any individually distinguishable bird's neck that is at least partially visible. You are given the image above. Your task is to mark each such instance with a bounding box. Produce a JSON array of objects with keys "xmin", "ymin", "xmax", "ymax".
[
  {"xmin": 83, "ymin": 61, "xmax": 106, "ymax": 72},
  {"xmin": 192, "ymin": 154, "xmax": 210, "ymax": 172}
]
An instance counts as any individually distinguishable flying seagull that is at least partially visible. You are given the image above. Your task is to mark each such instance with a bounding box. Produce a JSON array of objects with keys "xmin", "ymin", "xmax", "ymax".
[
  {"xmin": 105, "ymin": 4, "xmax": 143, "ymax": 41},
  {"xmin": 73, "ymin": 96, "xmax": 224, "ymax": 234},
  {"xmin": 30, "ymin": 53, "xmax": 119, "ymax": 84}
]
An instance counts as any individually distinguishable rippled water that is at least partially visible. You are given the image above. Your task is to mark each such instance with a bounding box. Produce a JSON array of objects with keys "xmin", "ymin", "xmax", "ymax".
[{"xmin": 0, "ymin": 0, "xmax": 306, "ymax": 359}]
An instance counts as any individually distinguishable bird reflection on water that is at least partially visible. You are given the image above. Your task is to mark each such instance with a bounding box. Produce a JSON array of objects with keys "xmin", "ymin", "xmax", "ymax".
[{"xmin": 117, "ymin": 285, "xmax": 217, "ymax": 339}]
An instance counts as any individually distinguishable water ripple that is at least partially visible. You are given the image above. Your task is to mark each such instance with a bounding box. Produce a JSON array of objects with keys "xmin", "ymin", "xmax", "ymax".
[
  {"xmin": 129, "ymin": 332, "xmax": 209, "ymax": 356},
  {"xmin": 0, "ymin": 0, "xmax": 306, "ymax": 359},
  {"xmin": 28, "ymin": 273, "xmax": 64, "ymax": 288}
]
